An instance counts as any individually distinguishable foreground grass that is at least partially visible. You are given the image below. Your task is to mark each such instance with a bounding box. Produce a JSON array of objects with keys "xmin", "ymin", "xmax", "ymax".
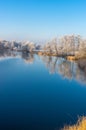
[{"xmin": 62, "ymin": 117, "xmax": 86, "ymax": 130}]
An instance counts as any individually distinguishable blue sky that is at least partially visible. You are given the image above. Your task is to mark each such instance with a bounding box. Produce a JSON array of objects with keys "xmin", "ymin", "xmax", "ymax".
[{"xmin": 0, "ymin": 0, "xmax": 86, "ymax": 41}]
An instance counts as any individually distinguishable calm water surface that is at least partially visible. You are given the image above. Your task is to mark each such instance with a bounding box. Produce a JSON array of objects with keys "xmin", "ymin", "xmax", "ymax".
[{"xmin": 0, "ymin": 50, "xmax": 86, "ymax": 130}]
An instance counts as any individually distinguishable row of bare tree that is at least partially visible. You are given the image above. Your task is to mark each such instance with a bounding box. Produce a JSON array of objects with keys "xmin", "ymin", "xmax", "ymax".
[
  {"xmin": 0, "ymin": 40, "xmax": 41, "ymax": 52},
  {"xmin": 0, "ymin": 35, "xmax": 86, "ymax": 57},
  {"xmin": 43, "ymin": 35, "xmax": 86, "ymax": 56}
]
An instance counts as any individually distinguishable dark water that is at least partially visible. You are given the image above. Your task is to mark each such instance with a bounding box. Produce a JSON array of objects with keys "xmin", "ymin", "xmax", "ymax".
[{"xmin": 0, "ymin": 50, "xmax": 86, "ymax": 130}]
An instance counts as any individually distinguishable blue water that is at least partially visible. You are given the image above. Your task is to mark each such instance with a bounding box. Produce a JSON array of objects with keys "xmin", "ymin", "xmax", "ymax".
[{"xmin": 0, "ymin": 51, "xmax": 86, "ymax": 130}]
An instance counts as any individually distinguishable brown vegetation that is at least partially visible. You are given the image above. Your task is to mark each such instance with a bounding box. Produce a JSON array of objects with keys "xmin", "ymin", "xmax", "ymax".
[
  {"xmin": 67, "ymin": 56, "xmax": 76, "ymax": 61},
  {"xmin": 62, "ymin": 117, "xmax": 86, "ymax": 130},
  {"xmin": 38, "ymin": 51, "xmax": 44, "ymax": 55}
]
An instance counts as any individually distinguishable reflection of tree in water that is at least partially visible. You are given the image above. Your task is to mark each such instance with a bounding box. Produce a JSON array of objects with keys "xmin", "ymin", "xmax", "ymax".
[
  {"xmin": 41, "ymin": 56, "xmax": 58, "ymax": 74},
  {"xmin": 0, "ymin": 49, "xmax": 18, "ymax": 58},
  {"xmin": 76, "ymin": 60, "xmax": 86, "ymax": 83},
  {"xmin": 57, "ymin": 60, "xmax": 73, "ymax": 79},
  {"xmin": 40, "ymin": 56, "xmax": 86, "ymax": 84},
  {"xmin": 21, "ymin": 52, "xmax": 34, "ymax": 64},
  {"xmin": 0, "ymin": 50, "xmax": 35, "ymax": 64},
  {"xmin": 0, "ymin": 50, "xmax": 86, "ymax": 84}
]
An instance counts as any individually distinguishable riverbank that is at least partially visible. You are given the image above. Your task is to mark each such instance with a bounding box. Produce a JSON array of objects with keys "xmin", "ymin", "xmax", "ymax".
[
  {"xmin": 0, "ymin": 48, "xmax": 86, "ymax": 61},
  {"xmin": 37, "ymin": 51, "xmax": 86, "ymax": 61}
]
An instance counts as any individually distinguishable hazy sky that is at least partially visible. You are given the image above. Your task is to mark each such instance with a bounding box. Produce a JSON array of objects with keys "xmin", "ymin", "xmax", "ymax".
[{"xmin": 0, "ymin": 0, "xmax": 86, "ymax": 40}]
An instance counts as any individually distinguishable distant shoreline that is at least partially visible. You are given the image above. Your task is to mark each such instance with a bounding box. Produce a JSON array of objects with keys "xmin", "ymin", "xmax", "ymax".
[{"xmin": 0, "ymin": 35, "xmax": 86, "ymax": 61}]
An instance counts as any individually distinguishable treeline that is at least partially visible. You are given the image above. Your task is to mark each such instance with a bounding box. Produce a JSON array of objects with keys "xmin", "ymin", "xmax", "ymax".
[
  {"xmin": 0, "ymin": 40, "xmax": 41, "ymax": 52},
  {"xmin": 43, "ymin": 35, "xmax": 86, "ymax": 58},
  {"xmin": 0, "ymin": 35, "xmax": 86, "ymax": 59}
]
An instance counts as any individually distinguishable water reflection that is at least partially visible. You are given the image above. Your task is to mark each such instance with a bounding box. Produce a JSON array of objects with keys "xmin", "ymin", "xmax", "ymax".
[
  {"xmin": 40, "ymin": 55, "xmax": 86, "ymax": 84},
  {"xmin": 0, "ymin": 50, "xmax": 86, "ymax": 85},
  {"xmin": 0, "ymin": 50, "xmax": 34, "ymax": 64},
  {"xmin": 21, "ymin": 52, "xmax": 34, "ymax": 64},
  {"xmin": 0, "ymin": 49, "xmax": 18, "ymax": 58}
]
